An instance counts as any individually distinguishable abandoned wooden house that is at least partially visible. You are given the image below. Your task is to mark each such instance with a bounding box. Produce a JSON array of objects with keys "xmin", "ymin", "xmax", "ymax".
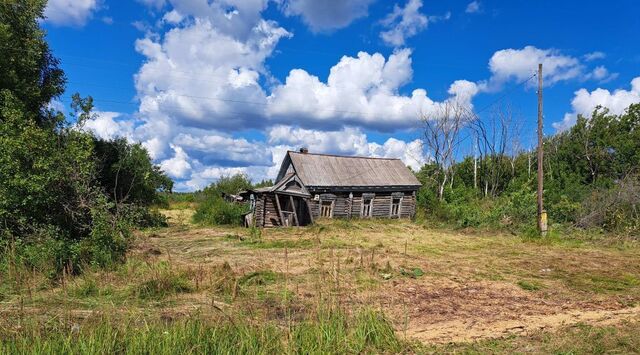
[{"xmin": 240, "ymin": 149, "xmax": 421, "ymax": 227}]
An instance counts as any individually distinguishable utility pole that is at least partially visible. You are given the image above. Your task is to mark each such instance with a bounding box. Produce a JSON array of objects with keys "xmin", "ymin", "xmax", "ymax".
[{"xmin": 537, "ymin": 63, "xmax": 547, "ymax": 236}]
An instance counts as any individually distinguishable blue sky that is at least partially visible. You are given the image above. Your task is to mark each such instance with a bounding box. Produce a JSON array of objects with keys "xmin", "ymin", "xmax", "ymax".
[{"xmin": 42, "ymin": 0, "xmax": 640, "ymax": 191}]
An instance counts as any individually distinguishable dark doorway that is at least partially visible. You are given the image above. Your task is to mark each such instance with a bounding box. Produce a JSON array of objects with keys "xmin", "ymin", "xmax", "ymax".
[{"xmin": 276, "ymin": 194, "xmax": 312, "ymax": 226}]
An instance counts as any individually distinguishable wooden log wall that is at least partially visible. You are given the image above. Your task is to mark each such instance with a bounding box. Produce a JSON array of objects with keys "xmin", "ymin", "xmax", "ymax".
[
  {"xmin": 371, "ymin": 195, "xmax": 390, "ymax": 217},
  {"xmin": 333, "ymin": 197, "xmax": 350, "ymax": 218},
  {"xmin": 262, "ymin": 194, "xmax": 281, "ymax": 227},
  {"xmin": 254, "ymin": 197, "xmax": 265, "ymax": 227},
  {"xmin": 308, "ymin": 199, "xmax": 319, "ymax": 217},
  {"xmin": 351, "ymin": 196, "xmax": 362, "ymax": 216},
  {"xmin": 400, "ymin": 193, "xmax": 416, "ymax": 218},
  {"xmin": 308, "ymin": 191, "xmax": 417, "ymax": 220},
  {"xmin": 255, "ymin": 190, "xmax": 418, "ymax": 227}
]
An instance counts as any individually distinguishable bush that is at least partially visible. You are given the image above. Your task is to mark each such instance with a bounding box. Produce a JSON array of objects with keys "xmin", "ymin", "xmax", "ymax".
[
  {"xmin": 82, "ymin": 201, "xmax": 132, "ymax": 268},
  {"xmin": 193, "ymin": 197, "xmax": 247, "ymax": 226},
  {"xmin": 490, "ymin": 185, "xmax": 537, "ymax": 228},
  {"xmin": 441, "ymin": 186, "xmax": 486, "ymax": 228},
  {"xmin": 0, "ymin": 2, "xmax": 172, "ymax": 281},
  {"xmin": 549, "ymin": 195, "xmax": 582, "ymax": 223},
  {"xmin": 578, "ymin": 174, "xmax": 640, "ymax": 234},
  {"xmin": 120, "ymin": 205, "xmax": 168, "ymax": 228}
]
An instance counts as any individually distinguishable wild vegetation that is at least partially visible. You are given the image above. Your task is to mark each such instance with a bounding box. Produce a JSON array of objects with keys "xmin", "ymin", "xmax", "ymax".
[
  {"xmin": 417, "ymin": 102, "xmax": 640, "ymax": 236},
  {"xmin": 1, "ymin": 207, "xmax": 639, "ymax": 353},
  {"xmin": 0, "ymin": 1, "xmax": 170, "ymax": 278},
  {"xmin": 2, "ymin": 1, "xmax": 640, "ymax": 353},
  {"xmin": 184, "ymin": 174, "xmax": 254, "ymax": 226}
]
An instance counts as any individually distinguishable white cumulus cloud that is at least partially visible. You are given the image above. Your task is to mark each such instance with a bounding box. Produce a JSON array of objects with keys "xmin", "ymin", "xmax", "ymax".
[
  {"xmin": 160, "ymin": 144, "xmax": 192, "ymax": 179},
  {"xmin": 83, "ymin": 111, "xmax": 134, "ymax": 140},
  {"xmin": 552, "ymin": 77, "xmax": 640, "ymax": 131},
  {"xmin": 267, "ymin": 125, "xmax": 427, "ymax": 171},
  {"xmin": 481, "ymin": 46, "xmax": 618, "ymax": 91},
  {"xmin": 44, "ymin": 0, "xmax": 100, "ymax": 27},
  {"xmin": 268, "ymin": 49, "xmax": 478, "ymax": 130},
  {"xmin": 134, "ymin": 17, "xmax": 290, "ymax": 133}
]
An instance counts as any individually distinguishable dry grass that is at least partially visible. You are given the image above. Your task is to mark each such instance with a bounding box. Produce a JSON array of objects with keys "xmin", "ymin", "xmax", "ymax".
[{"xmin": 2, "ymin": 207, "xmax": 640, "ymax": 352}]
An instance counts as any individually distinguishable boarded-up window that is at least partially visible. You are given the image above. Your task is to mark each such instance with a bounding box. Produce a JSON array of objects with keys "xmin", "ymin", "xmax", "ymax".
[
  {"xmin": 320, "ymin": 200, "xmax": 333, "ymax": 218},
  {"xmin": 361, "ymin": 197, "xmax": 373, "ymax": 218},
  {"xmin": 391, "ymin": 197, "xmax": 402, "ymax": 217}
]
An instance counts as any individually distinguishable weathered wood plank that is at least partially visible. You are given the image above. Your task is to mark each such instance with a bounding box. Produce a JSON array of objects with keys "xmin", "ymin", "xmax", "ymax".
[
  {"xmin": 274, "ymin": 194, "xmax": 284, "ymax": 226},
  {"xmin": 289, "ymin": 195, "xmax": 299, "ymax": 226}
]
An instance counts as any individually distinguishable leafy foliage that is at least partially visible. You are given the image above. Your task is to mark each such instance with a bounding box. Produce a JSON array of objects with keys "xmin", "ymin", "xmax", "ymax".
[
  {"xmin": 0, "ymin": 0, "xmax": 65, "ymax": 126},
  {"xmin": 93, "ymin": 137, "xmax": 173, "ymax": 206},
  {"xmin": 193, "ymin": 174, "xmax": 253, "ymax": 226},
  {"xmin": 0, "ymin": 1, "xmax": 171, "ymax": 276},
  {"xmin": 417, "ymin": 104, "xmax": 640, "ymax": 235},
  {"xmin": 201, "ymin": 174, "xmax": 253, "ymax": 197},
  {"xmin": 193, "ymin": 197, "xmax": 248, "ymax": 226}
]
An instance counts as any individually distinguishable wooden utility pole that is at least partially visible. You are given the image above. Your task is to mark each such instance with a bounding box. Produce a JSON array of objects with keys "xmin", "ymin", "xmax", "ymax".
[{"xmin": 537, "ymin": 63, "xmax": 547, "ymax": 236}]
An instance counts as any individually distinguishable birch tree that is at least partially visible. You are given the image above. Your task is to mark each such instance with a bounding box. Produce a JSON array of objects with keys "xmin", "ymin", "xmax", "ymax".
[{"xmin": 420, "ymin": 101, "xmax": 472, "ymax": 201}]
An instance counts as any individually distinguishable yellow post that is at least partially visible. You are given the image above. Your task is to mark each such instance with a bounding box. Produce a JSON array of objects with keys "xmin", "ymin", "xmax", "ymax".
[{"xmin": 540, "ymin": 210, "xmax": 548, "ymax": 237}]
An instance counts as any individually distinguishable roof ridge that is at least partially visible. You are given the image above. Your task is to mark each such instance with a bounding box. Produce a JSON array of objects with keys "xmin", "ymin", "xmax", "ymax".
[{"xmin": 287, "ymin": 150, "xmax": 402, "ymax": 161}]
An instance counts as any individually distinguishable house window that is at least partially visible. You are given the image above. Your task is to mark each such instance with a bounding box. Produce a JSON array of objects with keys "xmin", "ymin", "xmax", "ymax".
[
  {"xmin": 320, "ymin": 200, "xmax": 333, "ymax": 218},
  {"xmin": 361, "ymin": 197, "xmax": 373, "ymax": 218},
  {"xmin": 391, "ymin": 197, "xmax": 402, "ymax": 217}
]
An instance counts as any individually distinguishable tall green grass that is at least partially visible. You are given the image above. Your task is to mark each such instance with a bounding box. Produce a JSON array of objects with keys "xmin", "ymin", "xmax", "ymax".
[
  {"xmin": 1, "ymin": 319, "xmax": 281, "ymax": 354},
  {"xmin": 0, "ymin": 309, "xmax": 406, "ymax": 354}
]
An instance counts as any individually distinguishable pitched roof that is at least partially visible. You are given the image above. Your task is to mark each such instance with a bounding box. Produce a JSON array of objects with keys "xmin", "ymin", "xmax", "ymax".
[{"xmin": 277, "ymin": 151, "xmax": 421, "ymax": 188}]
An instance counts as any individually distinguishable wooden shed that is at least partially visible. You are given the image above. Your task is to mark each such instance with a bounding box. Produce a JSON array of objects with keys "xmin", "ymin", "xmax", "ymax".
[{"xmin": 241, "ymin": 150, "xmax": 421, "ymax": 227}]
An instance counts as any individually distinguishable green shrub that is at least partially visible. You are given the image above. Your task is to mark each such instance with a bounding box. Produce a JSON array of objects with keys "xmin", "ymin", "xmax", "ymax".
[
  {"xmin": 193, "ymin": 197, "xmax": 247, "ymax": 226},
  {"xmin": 490, "ymin": 185, "xmax": 537, "ymax": 228},
  {"xmin": 549, "ymin": 195, "xmax": 582, "ymax": 223},
  {"xmin": 121, "ymin": 205, "xmax": 168, "ymax": 228},
  {"xmin": 83, "ymin": 200, "xmax": 132, "ymax": 268}
]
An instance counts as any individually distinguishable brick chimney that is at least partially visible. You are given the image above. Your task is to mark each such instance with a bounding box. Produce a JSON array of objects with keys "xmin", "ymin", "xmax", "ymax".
[{"xmin": 299, "ymin": 147, "xmax": 309, "ymax": 154}]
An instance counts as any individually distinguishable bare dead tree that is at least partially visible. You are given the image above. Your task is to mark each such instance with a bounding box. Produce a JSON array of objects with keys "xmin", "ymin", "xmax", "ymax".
[
  {"xmin": 420, "ymin": 101, "xmax": 472, "ymax": 201},
  {"xmin": 471, "ymin": 103, "xmax": 520, "ymax": 197}
]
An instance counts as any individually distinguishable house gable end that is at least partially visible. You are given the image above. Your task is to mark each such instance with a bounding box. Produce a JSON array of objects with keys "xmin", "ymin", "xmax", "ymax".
[
  {"xmin": 272, "ymin": 172, "xmax": 310, "ymax": 197},
  {"xmin": 275, "ymin": 152, "xmax": 295, "ymax": 183}
]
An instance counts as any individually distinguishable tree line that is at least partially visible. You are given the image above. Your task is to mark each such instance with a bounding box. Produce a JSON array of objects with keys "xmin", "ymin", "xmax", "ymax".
[
  {"xmin": 0, "ymin": 1, "xmax": 171, "ymax": 277},
  {"xmin": 417, "ymin": 100, "xmax": 640, "ymax": 235}
]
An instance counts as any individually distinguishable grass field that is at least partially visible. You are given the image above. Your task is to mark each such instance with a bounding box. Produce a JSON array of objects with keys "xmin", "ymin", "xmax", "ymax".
[{"xmin": 1, "ymin": 207, "xmax": 640, "ymax": 353}]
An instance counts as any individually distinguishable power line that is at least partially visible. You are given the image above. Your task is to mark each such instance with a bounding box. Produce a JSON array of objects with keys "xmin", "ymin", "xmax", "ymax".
[
  {"xmin": 0, "ymin": 43, "xmax": 488, "ymax": 73},
  {"xmin": 57, "ymin": 71, "xmax": 540, "ymax": 141},
  {"xmin": 473, "ymin": 73, "xmax": 538, "ymax": 115}
]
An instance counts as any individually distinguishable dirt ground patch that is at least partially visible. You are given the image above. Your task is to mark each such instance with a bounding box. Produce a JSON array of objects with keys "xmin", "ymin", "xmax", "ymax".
[{"xmin": 407, "ymin": 305, "xmax": 640, "ymax": 344}]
